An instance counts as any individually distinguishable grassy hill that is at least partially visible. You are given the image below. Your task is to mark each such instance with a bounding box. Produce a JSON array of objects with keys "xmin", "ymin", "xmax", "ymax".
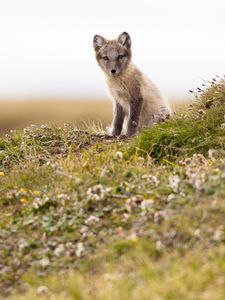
[{"xmin": 0, "ymin": 77, "xmax": 225, "ymax": 299}]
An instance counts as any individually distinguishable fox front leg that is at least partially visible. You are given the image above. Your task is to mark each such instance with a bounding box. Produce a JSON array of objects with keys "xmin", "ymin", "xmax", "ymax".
[
  {"xmin": 110, "ymin": 102, "xmax": 125, "ymax": 137},
  {"xmin": 126, "ymin": 98, "xmax": 143, "ymax": 137}
]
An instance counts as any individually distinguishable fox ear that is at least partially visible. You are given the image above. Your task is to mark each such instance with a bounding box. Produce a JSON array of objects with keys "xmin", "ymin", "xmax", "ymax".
[
  {"xmin": 118, "ymin": 32, "xmax": 131, "ymax": 48},
  {"xmin": 93, "ymin": 35, "xmax": 106, "ymax": 51}
]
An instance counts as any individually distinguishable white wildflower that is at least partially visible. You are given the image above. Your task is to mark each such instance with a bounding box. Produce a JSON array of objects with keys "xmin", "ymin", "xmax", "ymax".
[
  {"xmin": 40, "ymin": 124, "xmax": 49, "ymax": 129},
  {"xmin": 127, "ymin": 232, "xmax": 138, "ymax": 243},
  {"xmin": 154, "ymin": 210, "xmax": 170, "ymax": 223},
  {"xmin": 123, "ymin": 213, "xmax": 130, "ymax": 220},
  {"xmin": 33, "ymin": 196, "xmax": 50, "ymax": 209},
  {"xmin": 167, "ymin": 193, "xmax": 176, "ymax": 202},
  {"xmin": 151, "ymin": 175, "xmax": 160, "ymax": 186},
  {"xmin": 142, "ymin": 174, "xmax": 159, "ymax": 186},
  {"xmin": 193, "ymin": 154, "xmax": 207, "ymax": 165},
  {"xmin": 141, "ymin": 200, "xmax": 154, "ymax": 210},
  {"xmin": 18, "ymin": 239, "xmax": 29, "ymax": 251},
  {"xmin": 39, "ymin": 258, "xmax": 50, "ymax": 268},
  {"xmin": 184, "ymin": 154, "xmax": 208, "ymax": 192},
  {"xmin": 80, "ymin": 226, "xmax": 89, "ymax": 234},
  {"xmin": 114, "ymin": 151, "xmax": 123, "ymax": 160},
  {"xmin": 54, "ymin": 244, "xmax": 65, "ymax": 257},
  {"xmin": 76, "ymin": 242, "xmax": 85, "ymax": 258},
  {"xmin": 213, "ymin": 228, "xmax": 224, "ymax": 241},
  {"xmin": 85, "ymin": 215, "xmax": 100, "ymax": 226},
  {"xmin": 179, "ymin": 191, "xmax": 186, "ymax": 197},
  {"xmin": 86, "ymin": 184, "xmax": 112, "ymax": 201},
  {"xmin": 194, "ymin": 229, "xmax": 201, "ymax": 237},
  {"xmin": 156, "ymin": 240, "xmax": 164, "ymax": 251},
  {"xmin": 208, "ymin": 149, "xmax": 218, "ymax": 161},
  {"xmin": 104, "ymin": 272, "xmax": 124, "ymax": 281},
  {"xmin": 137, "ymin": 157, "xmax": 145, "ymax": 163},
  {"xmin": 37, "ymin": 286, "xmax": 49, "ymax": 295},
  {"xmin": 194, "ymin": 173, "xmax": 206, "ymax": 191},
  {"xmin": 169, "ymin": 175, "xmax": 180, "ymax": 193}
]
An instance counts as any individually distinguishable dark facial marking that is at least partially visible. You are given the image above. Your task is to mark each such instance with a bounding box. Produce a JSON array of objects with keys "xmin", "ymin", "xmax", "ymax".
[{"xmin": 118, "ymin": 55, "xmax": 125, "ymax": 60}]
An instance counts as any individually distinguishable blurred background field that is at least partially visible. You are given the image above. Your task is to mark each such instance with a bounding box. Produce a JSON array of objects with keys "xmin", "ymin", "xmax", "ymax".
[
  {"xmin": 0, "ymin": 1, "xmax": 223, "ymax": 136},
  {"xmin": 0, "ymin": 100, "xmax": 111, "ymax": 134},
  {"xmin": 0, "ymin": 1, "xmax": 224, "ymax": 135},
  {"xmin": 0, "ymin": 98, "xmax": 192, "ymax": 134}
]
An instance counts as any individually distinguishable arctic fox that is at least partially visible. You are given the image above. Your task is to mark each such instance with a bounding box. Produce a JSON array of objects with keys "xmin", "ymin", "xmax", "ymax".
[{"xmin": 93, "ymin": 32, "xmax": 171, "ymax": 137}]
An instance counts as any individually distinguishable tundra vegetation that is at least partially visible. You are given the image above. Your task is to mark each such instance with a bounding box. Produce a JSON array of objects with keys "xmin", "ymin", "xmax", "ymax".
[{"xmin": 0, "ymin": 77, "xmax": 225, "ymax": 299}]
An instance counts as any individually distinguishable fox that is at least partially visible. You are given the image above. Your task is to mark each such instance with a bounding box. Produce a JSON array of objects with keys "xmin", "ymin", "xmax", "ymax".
[{"xmin": 93, "ymin": 31, "xmax": 171, "ymax": 137}]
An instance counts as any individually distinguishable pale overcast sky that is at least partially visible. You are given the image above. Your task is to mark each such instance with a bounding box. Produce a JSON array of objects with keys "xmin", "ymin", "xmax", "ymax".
[{"xmin": 0, "ymin": 0, "xmax": 224, "ymax": 99}]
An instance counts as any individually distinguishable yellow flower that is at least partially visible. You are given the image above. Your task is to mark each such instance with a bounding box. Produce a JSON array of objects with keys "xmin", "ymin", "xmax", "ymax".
[
  {"xmin": 0, "ymin": 172, "xmax": 5, "ymax": 176},
  {"xmin": 20, "ymin": 197, "xmax": 28, "ymax": 204},
  {"xmin": 33, "ymin": 190, "xmax": 41, "ymax": 196},
  {"xmin": 19, "ymin": 188, "xmax": 27, "ymax": 194}
]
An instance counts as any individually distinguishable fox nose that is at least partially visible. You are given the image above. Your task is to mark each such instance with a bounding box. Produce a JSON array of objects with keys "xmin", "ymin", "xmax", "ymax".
[{"xmin": 111, "ymin": 69, "xmax": 116, "ymax": 74}]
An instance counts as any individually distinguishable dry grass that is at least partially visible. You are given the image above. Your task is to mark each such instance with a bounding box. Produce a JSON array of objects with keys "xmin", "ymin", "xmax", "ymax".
[
  {"xmin": 0, "ymin": 100, "xmax": 112, "ymax": 134},
  {"xmin": 0, "ymin": 98, "xmax": 192, "ymax": 134}
]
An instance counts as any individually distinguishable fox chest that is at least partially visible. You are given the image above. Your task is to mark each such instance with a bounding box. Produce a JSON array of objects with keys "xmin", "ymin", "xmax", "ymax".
[{"xmin": 108, "ymin": 82, "xmax": 131, "ymax": 108}]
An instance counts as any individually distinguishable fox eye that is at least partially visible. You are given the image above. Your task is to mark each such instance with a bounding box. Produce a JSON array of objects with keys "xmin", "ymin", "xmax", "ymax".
[
  {"xmin": 102, "ymin": 56, "xmax": 108, "ymax": 61},
  {"xmin": 118, "ymin": 55, "xmax": 124, "ymax": 59}
]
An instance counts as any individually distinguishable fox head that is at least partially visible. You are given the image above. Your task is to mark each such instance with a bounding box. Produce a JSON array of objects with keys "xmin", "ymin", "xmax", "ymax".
[{"xmin": 93, "ymin": 32, "xmax": 132, "ymax": 77}]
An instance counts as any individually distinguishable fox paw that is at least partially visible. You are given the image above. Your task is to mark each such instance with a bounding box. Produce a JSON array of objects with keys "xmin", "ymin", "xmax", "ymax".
[
  {"xmin": 117, "ymin": 134, "xmax": 129, "ymax": 140},
  {"xmin": 101, "ymin": 134, "xmax": 116, "ymax": 140}
]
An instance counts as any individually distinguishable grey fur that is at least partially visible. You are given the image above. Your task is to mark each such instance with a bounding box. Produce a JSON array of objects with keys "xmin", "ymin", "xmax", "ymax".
[
  {"xmin": 127, "ymin": 97, "xmax": 143, "ymax": 137},
  {"xmin": 93, "ymin": 32, "xmax": 172, "ymax": 137},
  {"xmin": 111, "ymin": 102, "xmax": 125, "ymax": 136},
  {"xmin": 118, "ymin": 32, "xmax": 132, "ymax": 48},
  {"xmin": 93, "ymin": 35, "xmax": 106, "ymax": 51}
]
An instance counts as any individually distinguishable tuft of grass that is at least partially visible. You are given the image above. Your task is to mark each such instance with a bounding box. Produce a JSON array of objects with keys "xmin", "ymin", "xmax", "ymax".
[{"xmin": 132, "ymin": 76, "xmax": 225, "ymax": 162}]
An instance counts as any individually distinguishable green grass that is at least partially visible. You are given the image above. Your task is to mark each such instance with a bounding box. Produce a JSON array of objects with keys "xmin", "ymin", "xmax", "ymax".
[
  {"xmin": 131, "ymin": 76, "xmax": 225, "ymax": 162},
  {"xmin": 0, "ymin": 77, "xmax": 225, "ymax": 299}
]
